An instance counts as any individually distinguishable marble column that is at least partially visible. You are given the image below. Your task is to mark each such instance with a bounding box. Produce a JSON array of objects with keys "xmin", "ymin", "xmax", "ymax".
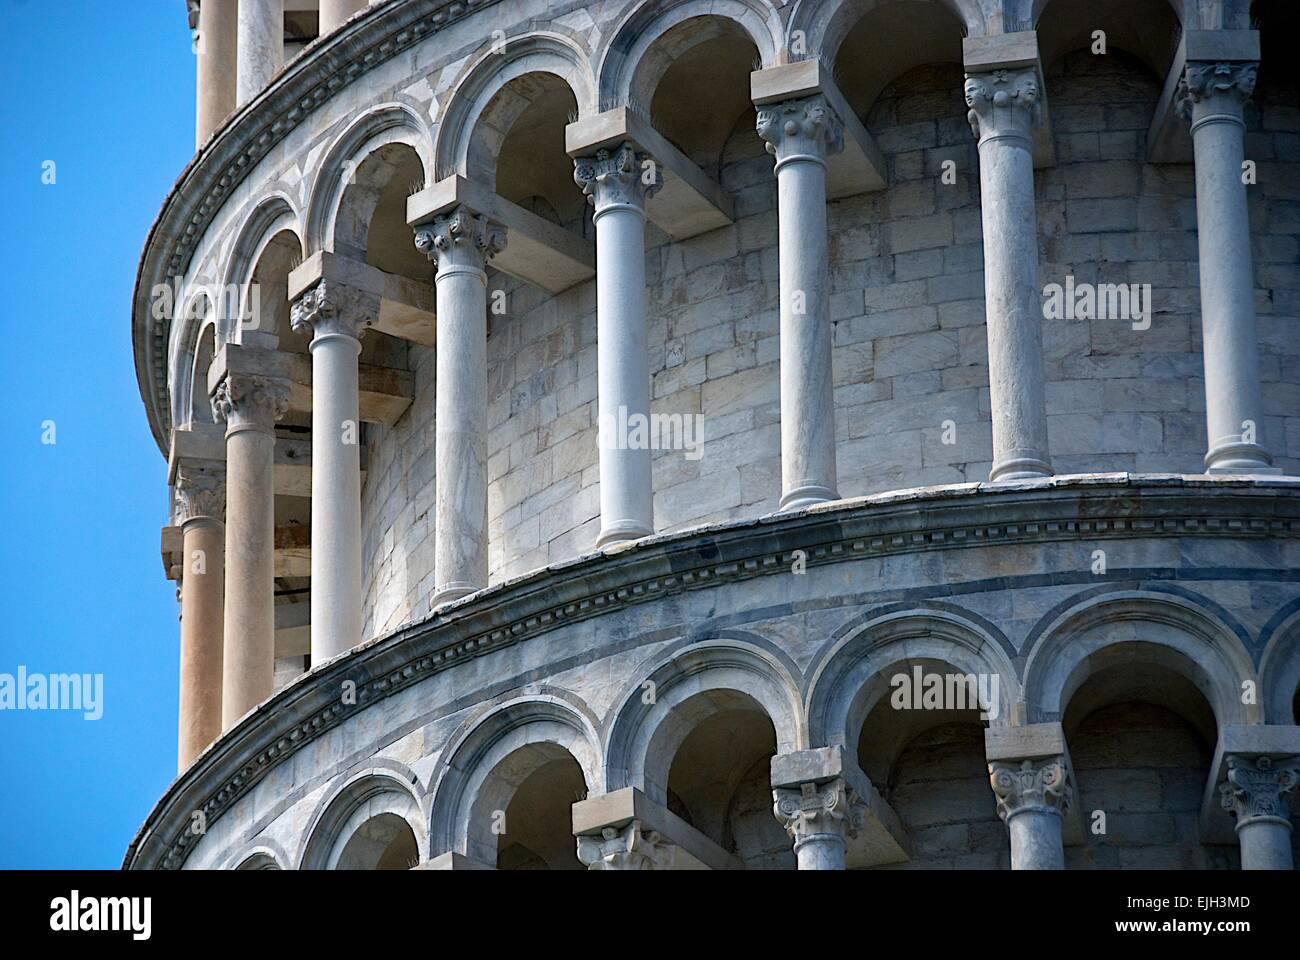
[
  {"xmin": 989, "ymin": 756, "xmax": 1072, "ymax": 869},
  {"xmin": 773, "ymin": 778, "xmax": 866, "ymax": 870},
  {"xmin": 291, "ymin": 281, "xmax": 373, "ymax": 663},
  {"xmin": 174, "ymin": 467, "xmax": 225, "ymax": 772},
  {"xmin": 964, "ymin": 68, "xmax": 1054, "ymax": 482},
  {"xmin": 1178, "ymin": 61, "xmax": 1276, "ymax": 474},
  {"xmin": 211, "ymin": 373, "xmax": 289, "ymax": 729},
  {"xmin": 319, "ymin": 0, "xmax": 369, "ymax": 35},
  {"xmin": 756, "ymin": 97, "xmax": 842, "ymax": 511},
  {"xmin": 237, "ymin": 0, "xmax": 283, "ymax": 106},
  {"xmin": 576, "ymin": 821, "xmax": 676, "ymax": 870},
  {"xmin": 194, "ymin": 0, "xmax": 239, "ymax": 148},
  {"xmin": 414, "ymin": 208, "xmax": 505, "ymax": 605},
  {"xmin": 1219, "ymin": 754, "xmax": 1299, "ymax": 869},
  {"xmin": 574, "ymin": 143, "xmax": 662, "ymax": 546}
]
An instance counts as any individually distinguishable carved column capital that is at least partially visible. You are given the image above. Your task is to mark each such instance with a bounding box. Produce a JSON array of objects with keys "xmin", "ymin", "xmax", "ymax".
[
  {"xmin": 575, "ymin": 820, "xmax": 676, "ymax": 870},
  {"xmin": 772, "ymin": 778, "xmax": 866, "ymax": 849},
  {"xmin": 755, "ymin": 95, "xmax": 844, "ymax": 168},
  {"xmin": 573, "ymin": 141, "xmax": 663, "ymax": 215},
  {"xmin": 173, "ymin": 465, "xmax": 226, "ymax": 526},
  {"xmin": 989, "ymin": 756, "xmax": 1072, "ymax": 821},
  {"xmin": 963, "ymin": 67, "xmax": 1042, "ymax": 142},
  {"xmin": 289, "ymin": 279, "xmax": 375, "ymax": 342},
  {"xmin": 412, "ymin": 206, "xmax": 506, "ymax": 276},
  {"xmin": 210, "ymin": 373, "xmax": 290, "ymax": 436},
  {"xmin": 1219, "ymin": 754, "xmax": 1300, "ymax": 829},
  {"xmin": 1177, "ymin": 61, "xmax": 1257, "ymax": 126}
]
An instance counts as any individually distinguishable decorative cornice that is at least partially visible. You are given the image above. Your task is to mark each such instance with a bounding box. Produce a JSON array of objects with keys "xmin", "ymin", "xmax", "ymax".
[
  {"xmin": 964, "ymin": 67, "xmax": 1041, "ymax": 142},
  {"xmin": 755, "ymin": 95, "xmax": 844, "ymax": 168},
  {"xmin": 290, "ymin": 279, "xmax": 376, "ymax": 341},
  {"xmin": 772, "ymin": 778, "xmax": 867, "ymax": 848},
  {"xmin": 576, "ymin": 820, "xmax": 675, "ymax": 870},
  {"xmin": 1177, "ymin": 61, "xmax": 1257, "ymax": 124},
  {"xmin": 573, "ymin": 142, "xmax": 663, "ymax": 214},
  {"xmin": 412, "ymin": 207, "xmax": 507, "ymax": 274},
  {"xmin": 989, "ymin": 756, "xmax": 1072, "ymax": 821},
  {"xmin": 122, "ymin": 476, "xmax": 1300, "ymax": 869},
  {"xmin": 1219, "ymin": 754, "xmax": 1300, "ymax": 828}
]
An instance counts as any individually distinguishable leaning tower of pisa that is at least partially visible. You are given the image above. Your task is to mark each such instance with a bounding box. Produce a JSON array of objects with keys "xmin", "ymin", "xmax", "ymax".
[{"xmin": 126, "ymin": 0, "xmax": 1300, "ymax": 871}]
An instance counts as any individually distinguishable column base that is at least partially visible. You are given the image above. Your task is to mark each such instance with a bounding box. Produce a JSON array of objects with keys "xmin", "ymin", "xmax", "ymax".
[
  {"xmin": 595, "ymin": 519, "xmax": 654, "ymax": 549},
  {"xmin": 779, "ymin": 483, "xmax": 839, "ymax": 512},
  {"xmin": 1205, "ymin": 440, "xmax": 1278, "ymax": 475},
  {"xmin": 431, "ymin": 581, "xmax": 480, "ymax": 608},
  {"xmin": 989, "ymin": 457, "xmax": 1054, "ymax": 483}
]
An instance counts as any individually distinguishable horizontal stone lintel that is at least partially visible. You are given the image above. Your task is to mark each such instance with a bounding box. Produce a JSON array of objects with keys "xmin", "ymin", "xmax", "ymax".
[
  {"xmin": 565, "ymin": 106, "xmax": 735, "ymax": 240},
  {"xmin": 750, "ymin": 61, "xmax": 889, "ymax": 197},
  {"xmin": 572, "ymin": 786, "xmax": 742, "ymax": 870},
  {"xmin": 288, "ymin": 250, "xmax": 436, "ymax": 346},
  {"xmin": 407, "ymin": 175, "xmax": 594, "ymax": 294}
]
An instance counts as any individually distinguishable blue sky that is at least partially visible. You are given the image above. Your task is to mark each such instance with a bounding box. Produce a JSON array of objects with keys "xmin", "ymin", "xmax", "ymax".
[{"xmin": 0, "ymin": 1, "xmax": 195, "ymax": 868}]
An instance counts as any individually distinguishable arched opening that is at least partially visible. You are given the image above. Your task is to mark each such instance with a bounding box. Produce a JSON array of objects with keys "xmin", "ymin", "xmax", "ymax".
[
  {"xmin": 1036, "ymin": 0, "xmax": 1181, "ymax": 81},
  {"xmin": 335, "ymin": 812, "xmax": 420, "ymax": 870},
  {"xmin": 495, "ymin": 746, "xmax": 587, "ymax": 870},
  {"xmin": 188, "ymin": 320, "xmax": 218, "ymax": 426},
  {"xmin": 333, "ymin": 141, "xmax": 428, "ymax": 282},
  {"xmin": 660, "ymin": 689, "xmax": 792, "ymax": 869},
  {"xmin": 1061, "ymin": 645, "xmax": 1230, "ymax": 869},
  {"xmin": 247, "ymin": 228, "xmax": 304, "ymax": 348},
  {"xmin": 235, "ymin": 852, "xmax": 281, "ymax": 870},
  {"xmin": 857, "ymin": 658, "xmax": 1004, "ymax": 869}
]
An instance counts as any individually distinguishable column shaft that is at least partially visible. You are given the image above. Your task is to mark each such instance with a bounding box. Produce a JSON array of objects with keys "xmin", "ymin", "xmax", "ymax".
[
  {"xmin": 195, "ymin": 0, "xmax": 239, "ymax": 147},
  {"xmin": 757, "ymin": 98, "xmax": 841, "ymax": 510},
  {"xmin": 176, "ymin": 502, "xmax": 224, "ymax": 772},
  {"xmin": 575, "ymin": 143, "xmax": 659, "ymax": 546},
  {"xmin": 1180, "ymin": 62, "xmax": 1275, "ymax": 473},
  {"xmin": 965, "ymin": 69, "xmax": 1053, "ymax": 482},
  {"xmin": 237, "ymin": 0, "xmax": 283, "ymax": 106}
]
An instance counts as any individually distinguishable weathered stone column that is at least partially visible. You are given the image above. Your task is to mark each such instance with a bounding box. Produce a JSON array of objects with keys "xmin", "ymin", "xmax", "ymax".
[
  {"xmin": 773, "ymin": 779, "xmax": 866, "ymax": 870},
  {"xmin": 319, "ymin": 0, "xmax": 369, "ymax": 35},
  {"xmin": 194, "ymin": 0, "xmax": 239, "ymax": 147},
  {"xmin": 211, "ymin": 373, "xmax": 289, "ymax": 728},
  {"xmin": 173, "ymin": 467, "xmax": 225, "ymax": 771},
  {"xmin": 237, "ymin": 0, "xmax": 283, "ymax": 106},
  {"xmin": 1219, "ymin": 754, "xmax": 1299, "ymax": 869},
  {"xmin": 989, "ymin": 756, "xmax": 1072, "ymax": 869},
  {"xmin": 413, "ymin": 208, "xmax": 505, "ymax": 605},
  {"xmin": 574, "ymin": 143, "xmax": 662, "ymax": 546},
  {"xmin": 756, "ymin": 97, "xmax": 842, "ymax": 511},
  {"xmin": 964, "ymin": 68, "xmax": 1053, "ymax": 482},
  {"xmin": 291, "ymin": 281, "xmax": 374, "ymax": 663},
  {"xmin": 576, "ymin": 821, "xmax": 676, "ymax": 870},
  {"xmin": 1178, "ymin": 61, "xmax": 1276, "ymax": 474}
]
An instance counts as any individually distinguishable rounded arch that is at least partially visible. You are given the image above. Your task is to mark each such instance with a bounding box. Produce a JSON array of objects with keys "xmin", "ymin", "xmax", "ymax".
[
  {"xmin": 1021, "ymin": 590, "xmax": 1259, "ymax": 729},
  {"xmin": 427, "ymin": 695, "xmax": 601, "ymax": 866},
  {"xmin": 433, "ymin": 32, "xmax": 597, "ymax": 184},
  {"xmin": 805, "ymin": 606, "xmax": 1021, "ymax": 752},
  {"xmin": 790, "ymin": 0, "xmax": 989, "ymax": 63},
  {"xmin": 595, "ymin": 0, "xmax": 783, "ymax": 109},
  {"xmin": 168, "ymin": 291, "xmax": 215, "ymax": 431},
  {"xmin": 303, "ymin": 102, "xmax": 433, "ymax": 258},
  {"xmin": 1259, "ymin": 603, "xmax": 1300, "ymax": 725},
  {"xmin": 226, "ymin": 842, "xmax": 288, "ymax": 870},
  {"xmin": 603, "ymin": 635, "xmax": 803, "ymax": 803},
  {"xmin": 298, "ymin": 767, "xmax": 427, "ymax": 870},
  {"xmin": 1034, "ymin": 0, "xmax": 1183, "ymax": 79},
  {"xmin": 221, "ymin": 192, "xmax": 303, "ymax": 342}
]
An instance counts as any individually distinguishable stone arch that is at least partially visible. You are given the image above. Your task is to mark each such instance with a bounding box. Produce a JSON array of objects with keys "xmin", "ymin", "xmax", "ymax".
[
  {"xmin": 1259, "ymin": 602, "xmax": 1300, "ymax": 725},
  {"xmin": 805, "ymin": 606, "xmax": 1020, "ymax": 752},
  {"xmin": 595, "ymin": 0, "xmax": 783, "ymax": 110},
  {"xmin": 303, "ymin": 102, "xmax": 433, "ymax": 259},
  {"xmin": 298, "ymin": 767, "xmax": 427, "ymax": 870},
  {"xmin": 224, "ymin": 839, "xmax": 290, "ymax": 870},
  {"xmin": 1021, "ymin": 589, "xmax": 1259, "ymax": 730},
  {"xmin": 221, "ymin": 191, "xmax": 303, "ymax": 343},
  {"xmin": 168, "ymin": 291, "xmax": 215, "ymax": 431},
  {"xmin": 433, "ymin": 32, "xmax": 597, "ymax": 186},
  {"xmin": 603, "ymin": 635, "xmax": 803, "ymax": 801},
  {"xmin": 790, "ymin": 0, "xmax": 989, "ymax": 64},
  {"xmin": 427, "ymin": 695, "xmax": 601, "ymax": 868},
  {"xmin": 1033, "ymin": 0, "xmax": 1183, "ymax": 79}
]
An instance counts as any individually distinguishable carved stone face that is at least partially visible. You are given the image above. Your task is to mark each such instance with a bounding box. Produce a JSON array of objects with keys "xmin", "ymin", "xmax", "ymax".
[{"xmin": 963, "ymin": 76, "xmax": 981, "ymax": 109}]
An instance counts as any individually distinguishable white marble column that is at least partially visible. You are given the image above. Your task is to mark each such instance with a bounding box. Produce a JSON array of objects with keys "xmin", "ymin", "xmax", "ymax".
[
  {"xmin": 756, "ymin": 98, "xmax": 842, "ymax": 511},
  {"xmin": 576, "ymin": 821, "xmax": 676, "ymax": 870},
  {"xmin": 989, "ymin": 756, "xmax": 1072, "ymax": 869},
  {"xmin": 413, "ymin": 208, "xmax": 505, "ymax": 605},
  {"xmin": 1219, "ymin": 754, "xmax": 1299, "ymax": 869},
  {"xmin": 194, "ymin": 0, "xmax": 239, "ymax": 147},
  {"xmin": 574, "ymin": 143, "xmax": 662, "ymax": 546},
  {"xmin": 237, "ymin": 0, "xmax": 283, "ymax": 106},
  {"xmin": 319, "ymin": 0, "xmax": 369, "ymax": 35},
  {"xmin": 773, "ymin": 778, "xmax": 865, "ymax": 870},
  {"xmin": 1178, "ymin": 61, "xmax": 1277, "ymax": 474},
  {"xmin": 211, "ymin": 373, "xmax": 289, "ymax": 729},
  {"xmin": 964, "ymin": 69, "xmax": 1054, "ymax": 482},
  {"xmin": 173, "ymin": 467, "xmax": 225, "ymax": 771},
  {"xmin": 291, "ymin": 281, "xmax": 373, "ymax": 663}
]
